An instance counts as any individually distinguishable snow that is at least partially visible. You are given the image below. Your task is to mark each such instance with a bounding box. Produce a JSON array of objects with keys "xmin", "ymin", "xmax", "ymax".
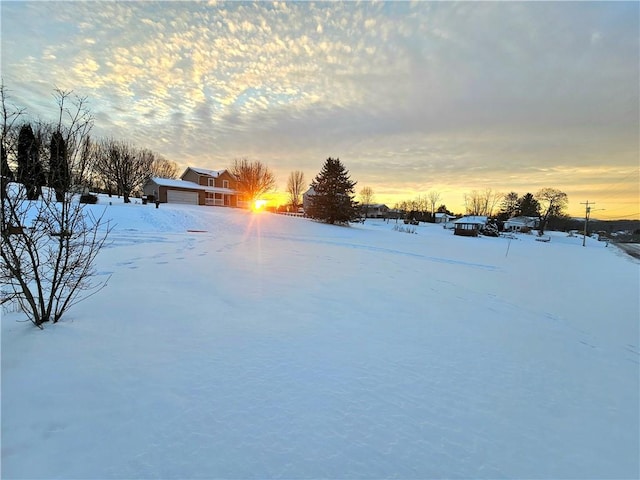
[
  {"xmin": 2, "ymin": 197, "xmax": 639, "ymax": 479},
  {"xmin": 148, "ymin": 177, "xmax": 206, "ymax": 190}
]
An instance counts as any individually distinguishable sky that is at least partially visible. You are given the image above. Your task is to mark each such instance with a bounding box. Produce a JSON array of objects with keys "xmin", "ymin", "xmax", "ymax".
[{"xmin": 1, "ymin": 1, "xmax": 638, "ymax": 218}]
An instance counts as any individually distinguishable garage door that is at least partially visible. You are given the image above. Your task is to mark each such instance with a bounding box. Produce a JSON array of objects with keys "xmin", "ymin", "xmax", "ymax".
[{"xmin": 167, "ymin": 189, "xmax": 198, "ymax": 205}]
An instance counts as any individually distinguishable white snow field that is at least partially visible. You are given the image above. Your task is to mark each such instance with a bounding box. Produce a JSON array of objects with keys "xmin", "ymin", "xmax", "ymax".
[{"xmin": 2, "ymin": 199, "xmax": 639, "ymax": 479}]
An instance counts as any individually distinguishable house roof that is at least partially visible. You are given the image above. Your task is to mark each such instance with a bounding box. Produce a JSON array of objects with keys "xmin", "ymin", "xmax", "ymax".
[
  {"xmin": 504, "ymin": 216, "xmax": 537, "ymax": 226},
  {"xmin": 435, "ymin": 213, "xmax": 455, "ymax": 219},
  {"xmin": 186, "ymin": 167, "xmax": 228, "ymax": 178},
  {"xmin": 363, "ymin": 203, "xmax": 389, "ymax": 209},
  {"xmin": 147, "ymin": 177, "xmax": 237, "ymax": 194},
  {"xmin": 453, "ymin": 215, "xmax": 488, "ymax": 225},
  {"xmin": 149, "ymin": 177, "xmax": 205, "ymax": 190}
]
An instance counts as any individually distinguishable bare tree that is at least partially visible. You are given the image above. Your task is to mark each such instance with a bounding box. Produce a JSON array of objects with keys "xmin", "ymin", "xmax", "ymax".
[
  {"xmin": 286, "ymin": 170, "xmax": 305, "ymax": 210},
  {"xmin": 1, "ymin": 88, "xmax": 110, "ymax": 325},
  {"xmin": 74, "ymin": 136, "xmax": 97, "ymax": 191},
  {"xmin": 1, "ymin": 185, "xmax": 111, "ymax": 327},
  {"xmin": 464, "ymin": 190, "xmax": 484, "ymax": 216},
  {"xmin": 484, "ymin": 189, "xmax": 503, "ymax": 218},
  {"xmin": 93, "ymin": 139, "xmax": 154, "ymax": 203},
  {"xmin": 427, "ymin": 190, "xmax": 441, "ymax": 222},
  {"xmin": 359, "ymin": 186, "xmax": 374, "ymax": 219},
  {"xmin": 536, "ymin": 187, "xmax": 568, "ymax": 235},
  {"xmin": 464, "ymin": 189, "xmax": 502, "ymax": 217},
  {"xmin": 230, "ymin": 158, "xmax": 276, "ymax": 207},
  {"xmin": 52, "ymin": 88, "xmax": 94, "ymax": 188},
  {"xmin": 150, "ymin": 156, "xmax": 179, "ymax": 179},
  {"xmin": 1, "ymin": 82, "xmax": 26, "ymax": 196}
]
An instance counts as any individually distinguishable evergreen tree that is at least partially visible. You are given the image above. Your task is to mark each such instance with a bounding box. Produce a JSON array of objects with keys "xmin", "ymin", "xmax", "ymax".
[
  {"xmin": 49, "ymin": 130, "xmax": 70, "ymax": 202},
  {"xmin": 518, "ymin": 193, "xmax": 540, "ymax": 217},
  {"xmin": 1, "ymin": 144, "xmax": 13, "ymax": 181},
  {"xmin": 1, "ymin": 143, "xmax": 13, "ymax": 201},
  {"xmin": 436, "ymin": 204, "xmax": 453, "ymax": 215},
  {"xmin": 498, "ymin": 191, "xmax": 520, "ymax": 221},
  {"xmin": 306, "ymin": 157, "xmax": 358, "ymax": 225},
  {"xmin": 16, "ymin": 124, "xmax": 44, "ymax": 200}
]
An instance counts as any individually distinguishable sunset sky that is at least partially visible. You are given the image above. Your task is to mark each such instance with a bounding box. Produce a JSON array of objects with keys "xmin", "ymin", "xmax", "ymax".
[{"xmin": 2, "ymin": 1, "xmax": 638, "ymax": 218}]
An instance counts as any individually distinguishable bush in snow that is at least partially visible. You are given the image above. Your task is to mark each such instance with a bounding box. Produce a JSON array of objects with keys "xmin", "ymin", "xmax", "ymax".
[
  {"xmin": 393, "ymin": 224, "xmax": 417, "ymax": 234},
  {"xmin": 1, "ymin": 184, "xmax": 111, "ymax": 328}
]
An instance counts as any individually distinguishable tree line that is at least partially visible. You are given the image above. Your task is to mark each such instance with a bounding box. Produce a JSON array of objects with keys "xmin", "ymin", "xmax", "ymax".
[
  {"xmin": 389, "ymin": 187, "xmax": 568, "ymax": 235},
  {"xmin": 1, "ymin": 85, "xmax": 178, "ymax": 205}
]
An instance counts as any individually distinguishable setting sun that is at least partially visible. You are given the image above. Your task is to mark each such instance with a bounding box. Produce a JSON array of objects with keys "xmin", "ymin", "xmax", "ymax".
[{"xmin": 253, "ymin": 199, "xmax": 267, "ymax": 211}]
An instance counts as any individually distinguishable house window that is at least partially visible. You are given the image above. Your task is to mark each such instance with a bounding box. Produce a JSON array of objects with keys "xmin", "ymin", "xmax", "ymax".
[
  {"xmin": 207, "ymin": 178, "xmax": 215, "ymax": 187},
  {"xmin": 222, "ymin": 180, "xmax": 229, "ymax": 189}
]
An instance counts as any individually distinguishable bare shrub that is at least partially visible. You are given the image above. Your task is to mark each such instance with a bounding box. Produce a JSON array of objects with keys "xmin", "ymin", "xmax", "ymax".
[{"xmin": 1, "ymin": 185, "xmax": 111, "ymax": 328}]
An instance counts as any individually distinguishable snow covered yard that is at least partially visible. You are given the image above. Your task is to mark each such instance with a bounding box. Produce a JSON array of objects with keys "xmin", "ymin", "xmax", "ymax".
[{"xmin": 2, "ymin": 200, "xmax": 639, "ymax": 479}]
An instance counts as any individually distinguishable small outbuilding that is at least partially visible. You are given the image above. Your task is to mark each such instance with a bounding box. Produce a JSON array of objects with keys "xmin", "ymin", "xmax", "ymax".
[
  {"xmin": 434, "ymin": 212, "xmax": 456, "ymax": 224},
  {"xmin": 453, "ymin": 216, "xmax": 488, "ymax": 237}
]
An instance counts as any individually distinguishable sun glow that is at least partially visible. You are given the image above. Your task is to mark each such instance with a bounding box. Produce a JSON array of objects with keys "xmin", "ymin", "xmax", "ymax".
[{"xmin": 253, "ymin": 199, "xmax": 268, "ymax": 211}]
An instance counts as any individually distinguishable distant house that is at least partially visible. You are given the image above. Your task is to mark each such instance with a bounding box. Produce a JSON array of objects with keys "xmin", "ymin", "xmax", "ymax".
[
  {"xmin": 504, "ymin": 216, "xmax": 539, "ymax": 232},
  {"xmin": 302, "ymin": 187, "xmax": 315, "ymax": 213},
  {"xmin": 434, "ymin": 213, "xmax": 456, "ymax": 224},
  {"xmin": 361, "ymin": 203, "xmax": 390, "ymax": 218},
  {"xmin": 143, "ymin": 167, "xmax": 246, "ymax": 207},
  {"xmin": 452, "ymin": 216, "xmax": 488, "ymax": 237}
]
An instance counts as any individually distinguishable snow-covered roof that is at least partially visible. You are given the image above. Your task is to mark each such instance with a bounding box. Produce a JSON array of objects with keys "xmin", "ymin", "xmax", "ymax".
[
  {"xmin": 453, "ymin": 215, "xmax": 488, "ymax": 225},
  {"xmin": 148, "ymin": 177, "xmax": 236, "ymax": 194},
  {"xmin": 504, "ymin": 216, "xmax": 537, "ymax": 226},
  {"xmin": 148, "ymin": 177, "xmax": 205, "ymax": 190},
  {"xmin": 363, "ymin": 203, "xmax": 389, "ymax": 209},
  {"xmin": 435, "ymin": 213, "xmax": 455, "ymax": 219},
  {"xmin": 187, "ymin": 167, "xmax": 228, "ymax": 178}
]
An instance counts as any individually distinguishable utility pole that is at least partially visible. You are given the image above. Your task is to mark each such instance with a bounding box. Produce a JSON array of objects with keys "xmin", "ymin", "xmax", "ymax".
[{"xmin": 580, "ymin": 201, "xmax": 594, "ymax": 247}]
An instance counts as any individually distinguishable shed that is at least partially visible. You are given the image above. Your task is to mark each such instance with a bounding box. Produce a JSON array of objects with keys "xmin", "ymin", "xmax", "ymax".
[{"xmin": 453, "ymin": 216, "xmax": 488, "ymax": 237}]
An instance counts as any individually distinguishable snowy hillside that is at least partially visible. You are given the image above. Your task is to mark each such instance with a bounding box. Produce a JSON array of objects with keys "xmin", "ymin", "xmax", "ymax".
[{"xmin": 2, "ymin": 199, "xmax": 639, "ymax": 479}]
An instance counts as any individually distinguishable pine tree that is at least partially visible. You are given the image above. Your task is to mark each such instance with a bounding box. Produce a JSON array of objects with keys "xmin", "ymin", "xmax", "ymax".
[
  {"xmin": 518, "ymin": 193, "xmax": 540, "ymax": 217},
  {"xmin": 49, "ymin": 130, "xmax": 70, "ymax": 202},
  {"xmin": 497, "ymin": 191, "xmax": 520, "ymax": 221},
  {"xmin": 1, "ymin": 144, "xmax": 13, "ymax": 201},
  {"xmin": 306, "ymin": 157, "xmax": 358, "ymax": 225},
  {"xmin": 1, "ymin": 144, "xmax": 13, "ymax": 181},
  {"xmin": 16, "ymin": 124, "xmax": 44, "ymax": 200}
]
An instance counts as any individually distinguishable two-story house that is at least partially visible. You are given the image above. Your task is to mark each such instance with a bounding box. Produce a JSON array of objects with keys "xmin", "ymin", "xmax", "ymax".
[{"xmin": 143, "ymin": 167, "xmax": 245, "ymax": 207}]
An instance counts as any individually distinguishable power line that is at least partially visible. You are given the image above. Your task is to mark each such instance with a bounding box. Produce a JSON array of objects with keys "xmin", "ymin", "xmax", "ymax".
[{"xmin": 580, "ymin": 201, "xmax": 595, "ymax": 247}]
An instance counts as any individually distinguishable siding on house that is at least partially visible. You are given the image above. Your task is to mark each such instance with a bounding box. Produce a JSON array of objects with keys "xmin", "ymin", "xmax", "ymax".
[
  {"xmin": 143, "ymin": 178, "xmax": 205, "ymax": 205},
  {"xmin": 504, "ymin": 216, "xmax": 539, "ymax": 231},
  {"xmin": 181, "ymin": 167, "xmax": 244, "ymax": 207},
  {"xmin": 362, "ymin": 204, "xmax": 390, "ymax": 218},
  {"xmin": 302, "ymin": 187, "xmax": 315, "ymax": 212},
  {"xmin": 143, "ymin": 167, "xmax": 244, "ymax": 207}
]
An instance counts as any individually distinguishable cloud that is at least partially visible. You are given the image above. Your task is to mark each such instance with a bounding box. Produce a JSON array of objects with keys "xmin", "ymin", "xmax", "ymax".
[{"xmin": 1, "ymin": 1, "xmax": 638, "ymax": 215}]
